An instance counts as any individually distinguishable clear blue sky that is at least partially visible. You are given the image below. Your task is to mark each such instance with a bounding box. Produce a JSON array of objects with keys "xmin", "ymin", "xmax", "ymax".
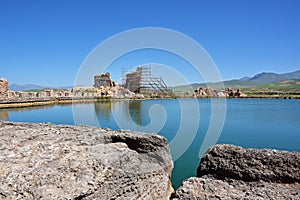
[{"xmin": 1, "ymin": 0, "xmax": 300, "ymax": 87}]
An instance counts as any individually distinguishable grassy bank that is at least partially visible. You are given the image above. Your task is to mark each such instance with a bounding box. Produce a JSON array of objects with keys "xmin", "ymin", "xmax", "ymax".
[{"xmin": 243, "ymin": 93, "xmax": 300, "ymax": 99}]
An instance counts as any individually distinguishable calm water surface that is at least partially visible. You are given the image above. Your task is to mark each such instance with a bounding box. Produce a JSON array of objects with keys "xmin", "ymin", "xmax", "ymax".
[{"xmin": 1, "ymin": 98, "xmax": 300, "ymax": 189}]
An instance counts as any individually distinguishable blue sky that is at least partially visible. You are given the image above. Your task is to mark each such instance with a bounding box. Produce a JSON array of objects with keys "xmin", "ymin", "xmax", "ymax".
[{"xmin": 1, "ymin": 0, "xmax": 300, "ymax": 87}]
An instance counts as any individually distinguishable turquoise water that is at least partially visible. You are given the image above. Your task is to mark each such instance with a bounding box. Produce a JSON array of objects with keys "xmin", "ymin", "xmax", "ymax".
[{"xmin": 1, "ymin": 98, "xmax": 300, "ymax": 189}]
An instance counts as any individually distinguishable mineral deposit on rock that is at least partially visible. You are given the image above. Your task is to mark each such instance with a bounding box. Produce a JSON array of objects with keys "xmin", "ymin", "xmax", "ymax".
[{"xmin": 0, "ymin": 122, "xmax": 173, "ymax": 199}]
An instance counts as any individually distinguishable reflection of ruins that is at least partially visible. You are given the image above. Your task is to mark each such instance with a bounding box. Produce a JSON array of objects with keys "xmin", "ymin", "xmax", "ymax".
[
  {"xmin": 0, "ymin": 104, "xmax": 58, "ymax": 121},
  {"xmin": 94, "ymin": 100, "xmax": 112, "ymax": 121},
  {"xmin": 93, "ymin": 100, "xmax": 146, "ymax": 127},
  {"xmin": 123, "ymin": 66, "xmax": 173, "ymax": 96},
  {"xmin": 0, "ymin": 110, "xmax": 9, "ymax": 121},
  {"xmin": 128, "ymin": 101, "xmax": 142, "ymax": 126}
]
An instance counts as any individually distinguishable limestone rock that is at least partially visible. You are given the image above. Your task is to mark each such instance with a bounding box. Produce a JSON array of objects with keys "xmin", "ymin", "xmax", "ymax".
[
  {"xmin": 173, "ymin": 177, "xmax": 300, "ymax": 200},
  {"xmin": 0, "ymin": 122, "xmax": 173, "ymax": 199},
  {"xmin": 0, "ymin": 78, "xmax": 8, "ymax": 94},
  {"xmin": 173, "ymin": 144, "xmax": 300, "ymax": 200},
  {"xmin": 205, "ymin": 88, "xmax": 217, "ymax": 97},
  {"xmin": 197, "ymin": 144, "xmax": 300, "ymax": 183}
]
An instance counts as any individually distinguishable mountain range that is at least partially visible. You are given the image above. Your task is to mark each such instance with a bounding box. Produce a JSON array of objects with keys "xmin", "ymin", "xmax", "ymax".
[
  {"xmin": 241, "ymin": 70, "xmax": 300, "ymax": 84},
  {"xmin": 9, "ymin": 70, "xmax": 300, "ymax": 92},
  {"xmin": 173, "ymin": 70, "xmax": 300, "ymax": 91},
  {"xmin": 9, "ymin": 84, "xmax": 72, "ymax": 91}
]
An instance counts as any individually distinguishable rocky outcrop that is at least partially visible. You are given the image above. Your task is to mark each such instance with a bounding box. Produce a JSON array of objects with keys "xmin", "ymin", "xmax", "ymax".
[
  {"xmin": 173, "ymin": 144, "xmax": 300, "ymax": 199},
  {"xmin": 0, "ymin": 78, "xmax": 8, "ymax": 95},
  {"xmin": 204, "ymin": 88, "xmax": 217, "ymax": 97},
  {"xmin": 174, "ymin": 177, "xmax": 300, "ymax": 200},
  {"xmin": 193, "ymin": 87, "xmax": 245, "ymax": 98},
  {"xmin": 225, "ymin": 88, "xmax": 246, "ymax": 97},
  {"xmin": 197, "ymin": 144, "xmax": 300, "ymax": 183},
  {"xmin": 0, "ymin": 122, "xmax": 173, "ymax": 199}
]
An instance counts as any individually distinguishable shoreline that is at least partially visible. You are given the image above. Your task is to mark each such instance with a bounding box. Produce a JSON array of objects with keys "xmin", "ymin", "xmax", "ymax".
[
  {"xmin": 0, "ymin": 97, "xmax": 168, "ymax": 109},
  {"xmin": 1, "ymin": 95, "xmax": 300, "ymax": 109}
]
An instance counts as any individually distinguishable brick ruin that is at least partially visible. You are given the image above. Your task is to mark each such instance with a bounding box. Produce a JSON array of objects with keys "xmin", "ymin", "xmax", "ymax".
[{"xmin": 94, "ymin": 72, "xmax": 116, "ymax": 88}]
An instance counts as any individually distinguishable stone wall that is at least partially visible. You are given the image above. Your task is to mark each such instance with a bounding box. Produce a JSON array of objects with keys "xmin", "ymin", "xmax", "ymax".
[{"xmin": 94, "ymin": 72, "xmax": 113, "ymax": 88}]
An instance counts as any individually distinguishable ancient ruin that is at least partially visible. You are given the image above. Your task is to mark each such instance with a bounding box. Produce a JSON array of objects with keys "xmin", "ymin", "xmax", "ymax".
[
  {"xmin": 0, "ymin": 73, "xmax": 251, "ymax": 108},
  {"xmin": 123, "ymin": 66, "xmax": 173, "ymax": 96},
  {"xmin": 0, "ymin": 78, "xmax": 8, "ymax": 95},
  {"xmin": 94, "ymin": 72, "xmax": 114, "ymax": 88}
]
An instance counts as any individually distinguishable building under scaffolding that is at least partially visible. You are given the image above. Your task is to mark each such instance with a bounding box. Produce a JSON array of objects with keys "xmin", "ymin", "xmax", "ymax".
[{"xmin": 123, "ymin": 66, "xmax": 173, "ymax": 95}]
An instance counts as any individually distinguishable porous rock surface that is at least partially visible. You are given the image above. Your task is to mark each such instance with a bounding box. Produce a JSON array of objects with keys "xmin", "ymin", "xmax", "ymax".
[
  {"xmin": 0, "ymin": 122, "xmax": 173, "ymax": 199},
  {"xmin": 173, "ymin": 144, "xmax": 300, "ymax": 200},
  {"xmin": 174, "ymin": 177, "xmax": 299, "ymax": 200},
  {"xmin": 197, "ymin": 144, "xmax": 300, "ymax": 183}
]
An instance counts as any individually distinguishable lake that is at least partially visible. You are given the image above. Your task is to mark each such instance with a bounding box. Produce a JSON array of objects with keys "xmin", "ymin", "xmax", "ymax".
[{"xmin": 1, "ymin": 98, "xmax": 300, "ymax": 189}]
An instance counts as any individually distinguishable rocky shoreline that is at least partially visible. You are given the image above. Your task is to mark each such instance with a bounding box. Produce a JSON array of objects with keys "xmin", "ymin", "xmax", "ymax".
[{"xmin": 0, "ymin": 122, "xmax": 299, "ymax": 199}]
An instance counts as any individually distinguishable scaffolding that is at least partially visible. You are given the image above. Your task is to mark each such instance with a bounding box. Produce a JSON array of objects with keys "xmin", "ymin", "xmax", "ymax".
[{"xmin": 123, "ymin": 65, "xmax": 173, "ymax": 96}]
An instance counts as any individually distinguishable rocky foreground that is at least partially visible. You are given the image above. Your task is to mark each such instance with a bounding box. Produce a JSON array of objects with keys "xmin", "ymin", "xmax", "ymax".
[
  {"xmin": 0, "ymin": 122, "xmax": 173, "ymax": 199},
  {"xmin": 173, "ymin": 144, "xmax": 300, "ymax": 200},
  {"xmin": 0, "ymin": 122, "xmax": 299, "ymax": 199}
]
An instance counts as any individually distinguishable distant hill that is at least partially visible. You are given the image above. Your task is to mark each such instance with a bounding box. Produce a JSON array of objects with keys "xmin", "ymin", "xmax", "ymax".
[
  {"xmin": 243, "ymin": 79, "xmax": 300, "ymax": 93},
  {"xmin": 9, "ymin": 84, "xmax": 46, "ymax": 91},
  {"xmin": 173, "ymin": 70, "xmax": 300, "ymax": 92},
  {"xmin": 239, "ymin": 76, "xmax": 251, "ymax": 81},
  {"xmin": 9, "ymin": 84, "xmax": 73, "ymax": 91},
  {"xmin": 247, "ymin": 70, "xmax": 300, "ymax": 84}
]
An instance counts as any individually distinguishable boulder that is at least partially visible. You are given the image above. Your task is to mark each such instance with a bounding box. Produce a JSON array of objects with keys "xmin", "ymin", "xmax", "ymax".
[
  {"xmin": 0, "ymin": 122, "xmax": 173, "ymax": 199},
  {"xmin": 197, "ymin": 144, "xmax": 300, "ymax": 183},
  {"xmin": 0, "ymin": 78, "xmax": 8, "ymax": 94},
  {"xmin": 205, "ymin": 88, "xmax": 217, "ymax": 97},
  {"xmin": 173, "ymin": 177, "xmax": 300, "ymax": 200},
  {"xmin": 173, "ymin": 144, "xmax": 300, "ymax": 200}
]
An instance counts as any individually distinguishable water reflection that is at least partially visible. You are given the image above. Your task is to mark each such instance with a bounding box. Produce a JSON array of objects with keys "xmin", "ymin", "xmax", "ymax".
[
  {"xmin": 0, "ymin": 110, "xmax": 9, "ymax": 121},
  {"xmin": 2, "ymin": 104, "xmax": 55, "ymax": 112},
  {"xmin": 93, "ymin": 100, "xmax": 145, "ymax": 128},
  {"xmin": 0, "ymin": 104, "xmax": 57, "ymax": 121},
  {"xmin": 109, "ymin": 100, "xmax": 165, "ymax": 134},
  {"xmin": 94, "ymin": 100, "xmax": 112, "ymax": 121},
  {"xmin": 128, "ymin": 101, "xmax": 142, "ymax": 126}
]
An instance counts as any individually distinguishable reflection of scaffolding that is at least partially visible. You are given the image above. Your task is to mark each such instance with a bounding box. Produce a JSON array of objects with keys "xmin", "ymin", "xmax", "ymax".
[{"xmin": 123, "ymin": 66, "xmax": 173, "ymax": 95}]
